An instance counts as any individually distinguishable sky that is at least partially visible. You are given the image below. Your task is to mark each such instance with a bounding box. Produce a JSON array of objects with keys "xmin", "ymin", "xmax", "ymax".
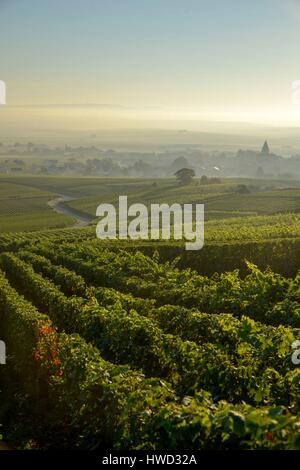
[{"xmin": 1, "ymin": 0, "xmax": 300, "ymax": 135}]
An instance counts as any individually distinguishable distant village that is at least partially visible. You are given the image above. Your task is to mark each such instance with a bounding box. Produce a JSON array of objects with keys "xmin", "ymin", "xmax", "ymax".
[{"xmin": 0, "ymin": 140, "xmax": 299, "ymax": 179}]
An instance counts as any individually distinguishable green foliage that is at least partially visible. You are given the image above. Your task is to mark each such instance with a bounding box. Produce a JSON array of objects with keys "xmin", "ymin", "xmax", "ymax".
[{"xmin": 1, "ymin": 237, "xmax": 300, "ymax": 449}]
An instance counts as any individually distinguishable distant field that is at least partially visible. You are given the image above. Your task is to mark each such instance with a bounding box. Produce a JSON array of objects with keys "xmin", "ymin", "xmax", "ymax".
[
  {"xmin": 2, "ymin": 174, "xmax": 300, "ymax": 233},
  {"xmin": 0, "ymin": 178, "xmax": 73, "ymax": 232},
  {"xmin": 66, "ymin": 179, "xmax": 300, "ymax": 220},
  {"xmin": 0, "ymin": 175, "xmax": 156, "ymax": 197},
  {"xmin": 0, "ymin": 212, "xmax": 73, "ymax": 233}
]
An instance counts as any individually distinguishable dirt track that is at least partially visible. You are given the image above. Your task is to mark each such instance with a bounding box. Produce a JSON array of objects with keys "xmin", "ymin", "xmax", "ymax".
[{"xmin": 48, "ymin": 195, "xmax": 93, "ymax": 227}]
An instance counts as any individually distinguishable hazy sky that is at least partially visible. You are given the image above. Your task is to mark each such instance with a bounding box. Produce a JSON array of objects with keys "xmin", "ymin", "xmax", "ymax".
[{"xmin": 1, "ymin": 0, "xmax": 300, "ymax": 131}]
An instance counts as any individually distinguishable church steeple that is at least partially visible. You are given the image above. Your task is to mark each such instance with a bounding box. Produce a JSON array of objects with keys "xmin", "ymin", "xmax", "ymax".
[{"xmin": 261, "ymin": 141, "xmax": 270, "ymax": 155}]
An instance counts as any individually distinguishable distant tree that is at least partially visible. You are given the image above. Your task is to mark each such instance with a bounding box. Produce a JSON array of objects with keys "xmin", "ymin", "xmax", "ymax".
[
  {"xmin": 210, "ymin": 177, "xmax": 221, "ymax": 184},
  {"xmin": 235, "ymin": 184, "xmax": 250, "ymax": 194},
  {"xmin": 172, "ymin": 156, "xmax": 189, "ymax": 171},
  {"xmin": 174, "ymin": 167, "xmax": 195, "ymax": 185},
  {"xmin": 200, "ymin": 175, "xmax": 221, "ymax": 185},
  {"xmin": 132, "ymin": 159, "xmax": 151, "ymax": 175}
]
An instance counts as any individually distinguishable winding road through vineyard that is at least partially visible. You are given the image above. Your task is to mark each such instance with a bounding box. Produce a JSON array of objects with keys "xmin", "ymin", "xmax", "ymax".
[{"xmin": 48, "ymin": 195, "xmax": 93, "ymax": 227}]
